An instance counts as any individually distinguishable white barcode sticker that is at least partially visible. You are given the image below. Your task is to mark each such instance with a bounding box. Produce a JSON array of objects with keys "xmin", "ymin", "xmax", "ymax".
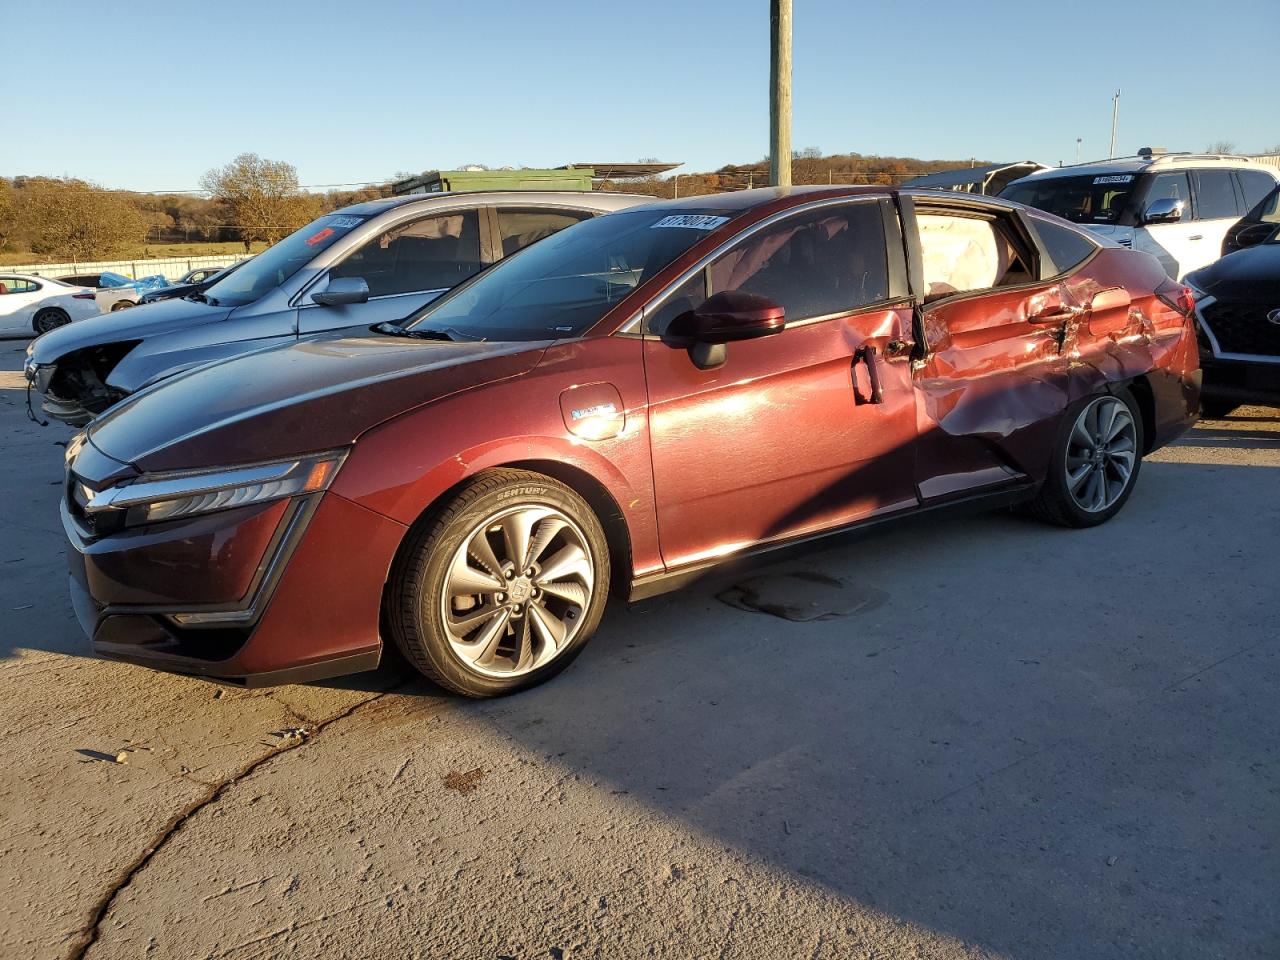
[
  {"xmin": 650, "ymin": 215, "xmax": 730, "ymax": 230},
  {"xmin": 1092, "ymin": 175, "xmax": 1134, "ymax": 185}
]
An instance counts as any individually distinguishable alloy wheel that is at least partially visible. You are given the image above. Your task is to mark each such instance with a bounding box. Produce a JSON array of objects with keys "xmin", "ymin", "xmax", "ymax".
[
  {"xmin": 439, "ymin": 505, "xmax": 595, "ymax": 678},
  {"xmin": 33, "ymin": 310, "xmax": 67, "ymax": 333},
  {"xmin": 1064, "ymin": 396, "xmax": 1137, "ymax": 513}
]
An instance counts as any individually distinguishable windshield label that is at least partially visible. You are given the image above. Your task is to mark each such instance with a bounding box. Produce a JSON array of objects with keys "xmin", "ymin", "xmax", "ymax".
[
  {"xmin": 328, "ymin": 215, "xmax": 363, "ymax": 228},
  {"xmin": 1093, "ymin": 175, "xmax": 1134, "ymax": 184},
  {"xmin": 650, "ymin": 215, "xmax": 730, "ymax": 230},
  {"xmin": 305, "ymin": 227, "xmax": 335, "ymax": 247}
]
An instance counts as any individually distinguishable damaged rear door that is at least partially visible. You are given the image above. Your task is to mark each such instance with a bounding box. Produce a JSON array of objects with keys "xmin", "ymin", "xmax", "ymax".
[{"xmin": 899, "ymin": 194, "xmax": 1076, "ymax": 499}]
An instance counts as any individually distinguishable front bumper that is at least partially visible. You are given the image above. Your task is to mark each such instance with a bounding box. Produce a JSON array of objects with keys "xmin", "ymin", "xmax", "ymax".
[
  {"xmin": 1194, "ymin": 297, "xmax": 1280, "ymax": 405},
  {"xmin": 25, "ymin": 359, "xmax": 96, "ymax": 426},
  {"xmin": 65, "ymin": 488, "xmax": 406, "ymax": 686}
]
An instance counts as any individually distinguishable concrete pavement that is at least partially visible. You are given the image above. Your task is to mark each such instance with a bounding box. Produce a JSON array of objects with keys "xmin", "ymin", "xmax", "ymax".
[{"xmin": 1, "ymin": 338, "xmax": 1277, "ymax": 959}]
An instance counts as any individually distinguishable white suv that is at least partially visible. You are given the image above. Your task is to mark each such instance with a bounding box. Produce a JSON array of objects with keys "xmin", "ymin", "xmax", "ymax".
[{"xmin": 1000, "ymin": 152, "xmax": 1280, "ymax": 279}]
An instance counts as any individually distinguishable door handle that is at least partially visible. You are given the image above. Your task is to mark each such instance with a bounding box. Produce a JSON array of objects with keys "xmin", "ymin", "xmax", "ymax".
[
  {"xmin": 1188, "ymin": 235, "xmax": 1203, "ymax": 241},
  {"xmin": 885, "ymin": 338, "xmax": 911, "ymax": 357},
  {"xmin": 1028, "ymin": 305, "xmax": 1082, "ymax": 325},
  {"xmin": 854, "ymin": 345, "xmax": 883, "ymax": 405}
]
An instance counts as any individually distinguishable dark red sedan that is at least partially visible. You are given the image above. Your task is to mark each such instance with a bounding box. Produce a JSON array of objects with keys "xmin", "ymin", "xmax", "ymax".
[{"xmin": 63, "ymin": 187, "xmax": 1201, "ymax": 696}]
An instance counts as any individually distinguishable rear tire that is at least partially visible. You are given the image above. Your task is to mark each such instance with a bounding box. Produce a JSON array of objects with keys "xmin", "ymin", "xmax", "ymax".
[
  {"xmin": 32, "ymin": 308, "xmax": 70, "ymax": 334},
  {"xmin": 386, "ymin": 469, "xmax": 611, "ymax": 698},
  {"xmin": 1029, "ymin": 389, "xmax": 1143, "ymax": 528},
  {"xmin": 110, "ymin": 300, "xmax": 134, "ymax": 311},
  {"xmin": 1200, "ymin": 399, "xmax": 1238, "ymax": 419}
]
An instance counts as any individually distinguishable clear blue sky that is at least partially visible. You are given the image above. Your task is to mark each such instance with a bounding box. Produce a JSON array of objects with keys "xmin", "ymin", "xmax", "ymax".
[{"xmin": 3, "ymin": 0, "xmax": 1276, "ymax": 192}]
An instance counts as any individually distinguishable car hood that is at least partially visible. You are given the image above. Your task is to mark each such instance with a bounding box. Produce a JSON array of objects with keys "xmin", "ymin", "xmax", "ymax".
[
  {"xmin": 87, "ymin": 330, "xmax": 551, "ymax": 472},
  {"xmin": 29, "ymin": 296, "xmax": 232, "ymax": 363},
  {"xmin": 1187, "ymin": 244, "xmax": 1280, "ymax": 301}
]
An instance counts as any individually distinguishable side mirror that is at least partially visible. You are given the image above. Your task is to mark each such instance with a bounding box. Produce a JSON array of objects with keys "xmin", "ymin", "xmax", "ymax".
[
  {"xmin": 1142, "ymin": 198, "xmax": 1185, "ymax": 226},
  {"xmin": 1228, "ymin": 222, "xmax": 1277, "ymax": 252},
  {"xmin": 666, "ymin": 291, "xmax": 785, "ymax": 370},
  {"xmin": 311, "ymin": 276, "xmax": 370, "ymax": 306}
]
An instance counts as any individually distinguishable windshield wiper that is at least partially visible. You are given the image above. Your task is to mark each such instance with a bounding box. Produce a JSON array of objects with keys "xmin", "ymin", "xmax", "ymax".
[
  {"xmin": 184, "ymin": 292, "xmax": 209, "ymax": 304},
  {"xmin": 370, "ymin": 321, "xmax": 454, "ymax": 341}
]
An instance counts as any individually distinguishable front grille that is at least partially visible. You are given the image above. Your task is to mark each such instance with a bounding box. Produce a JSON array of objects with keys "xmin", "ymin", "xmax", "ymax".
[
  {"xmin": 1116, "ymin": 237, "xmax": 1132, "ymax": 247},
  {"xmin": 1200, "ymin": 300, "xmax": 1280, "ymax": 357}
]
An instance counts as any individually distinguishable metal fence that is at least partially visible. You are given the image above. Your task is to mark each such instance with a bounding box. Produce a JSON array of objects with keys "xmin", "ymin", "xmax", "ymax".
[{"xmin": 4, "ymin": 254, "xmax": 248, "ymax": 282}]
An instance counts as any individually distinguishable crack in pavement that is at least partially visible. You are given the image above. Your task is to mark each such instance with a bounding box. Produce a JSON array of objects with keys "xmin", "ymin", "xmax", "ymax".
[{"xmin": 64, "ymin": 683, "xmax": 407, "ymax": 960}]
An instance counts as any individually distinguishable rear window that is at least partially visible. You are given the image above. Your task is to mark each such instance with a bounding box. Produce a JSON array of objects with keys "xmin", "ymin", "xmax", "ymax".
[
  {"xmin": 1029, "ymin": 217, "xmax": 1098, "ymax": 275},
  {"xmin": 1238, "ymin": 170, "xmax": 1278, "ymax": 209},
  {"xmin": 1195, "ymin": 170, "xmax": 1240, "ymax": 220},
  {"xmin": 1244, "ymin": 183, "xmax": 1280, "ymax": 225},
  {"xmin": 1001, "ymin": 174, "xmax": 1136, "ymax": 225}
]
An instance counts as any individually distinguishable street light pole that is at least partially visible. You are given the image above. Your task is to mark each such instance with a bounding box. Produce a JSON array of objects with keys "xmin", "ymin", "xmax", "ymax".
[
  {"xmin": 1076, "ymin": 138, "xmax": 1082, "ymax": 164},
  {"xmin": 769, "ymin": 0, "xmax": 792, "ymax": 188},
  {"xmin": 1109, "ymin": 89, "xmax": 1121, "ymax": 159}
]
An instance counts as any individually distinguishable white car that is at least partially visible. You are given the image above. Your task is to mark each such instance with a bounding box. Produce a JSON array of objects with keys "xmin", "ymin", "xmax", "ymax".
[
  {"xmin": 1001, "ymin": 152, "xmax": 1280, "ymax": 280},
  {"xmin": 0, "ymin": 274, "xmax": 100, "ymax": 336}
]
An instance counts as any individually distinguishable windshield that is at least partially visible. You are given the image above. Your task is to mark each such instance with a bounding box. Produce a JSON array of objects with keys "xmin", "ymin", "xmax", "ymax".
[
  {"xmin": 405, "ymin": 208, "xmax": 735, "ymax": 341},
  {"xmin": 202, "ymin": 214, "xmax": 368, "ymax": 307},
  {"xmin": 1002, "ymin": 174, "xmax": 1137, "ymax": 225}
]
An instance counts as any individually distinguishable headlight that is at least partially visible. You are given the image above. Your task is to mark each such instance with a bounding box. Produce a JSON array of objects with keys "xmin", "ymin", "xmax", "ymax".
[
  {"xmin": 80, "ymin": 450, "xmax": 347, "ymax": 526},
  {"xmin": 65, "ymin": 432, "xmax": 88, "ymax": 466}
]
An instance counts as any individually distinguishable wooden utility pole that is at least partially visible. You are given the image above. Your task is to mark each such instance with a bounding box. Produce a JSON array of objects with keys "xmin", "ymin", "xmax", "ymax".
[{"xmin": 769, "ymin": 0, "xmax": 792, "ymax": 188}]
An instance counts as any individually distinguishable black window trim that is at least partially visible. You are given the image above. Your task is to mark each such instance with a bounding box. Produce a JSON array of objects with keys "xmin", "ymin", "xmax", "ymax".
[{"xmin": 626, "ymin": 194, "xmax": 903, "ymax": 339}]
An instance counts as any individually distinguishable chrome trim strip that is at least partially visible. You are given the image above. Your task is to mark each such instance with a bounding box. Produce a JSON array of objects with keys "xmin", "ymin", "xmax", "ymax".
[{"xmin": 616, "ymin": 194, "xmax": 891, "ymax": 336}]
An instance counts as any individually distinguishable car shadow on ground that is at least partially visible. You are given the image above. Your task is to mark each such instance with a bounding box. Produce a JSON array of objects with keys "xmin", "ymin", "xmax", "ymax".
[{"xmin": 467, "ymin": 455, "xmax": 1278, "ymax": 957}]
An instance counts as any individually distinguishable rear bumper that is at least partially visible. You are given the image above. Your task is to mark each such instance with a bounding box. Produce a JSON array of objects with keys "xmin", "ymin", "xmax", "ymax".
[
  {"xmin": 65, "ymin": 490, "xmax": 406, "ymax": 686},
  {"xmin": 1200, "ymin": 354, "xmax": 1280, "ymax": 406}
]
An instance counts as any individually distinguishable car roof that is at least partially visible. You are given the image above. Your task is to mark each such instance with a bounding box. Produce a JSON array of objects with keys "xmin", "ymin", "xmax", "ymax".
[
  {"xmin": 335, "ymin": 190, "xmax": 652, "ymax": 217},
  {"xmin": 632, "ymin": 185, "xmax": 894, "ymax": 216},
  {"xmin": 1011, "ymin": 154, "xmax": 1272, "ymax": 184}
]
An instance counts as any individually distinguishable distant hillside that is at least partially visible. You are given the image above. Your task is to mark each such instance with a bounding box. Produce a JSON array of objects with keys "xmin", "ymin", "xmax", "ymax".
[{"xmin": 599, "ymin": 151, "xmax": 990, "ymax": 198}]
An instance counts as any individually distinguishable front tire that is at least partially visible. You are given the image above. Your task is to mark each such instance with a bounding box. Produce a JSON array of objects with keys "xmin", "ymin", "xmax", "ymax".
[
  {"xmin": 32, "ymin": 308, "xmax": 70, "ymax": 334},
  {"xmin": 1030, "ymin": 390, "xmax": 1143, "ymax": 528},
  {"xmin": 386, "ymin": 469, "xmax": 611, "ymax": 697}
]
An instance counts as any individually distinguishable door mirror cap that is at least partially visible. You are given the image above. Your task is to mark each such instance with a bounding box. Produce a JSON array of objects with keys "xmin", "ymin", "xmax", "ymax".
[
  {"xmin": 311, "ymin": 276, "xmax": 370, "ymax": 306},
  {"xmin": 1142, "ymin": 198, "xmax": 1185, "ymax": 226},
  {"xmin": 667, "ymin": 291, "xmax": 786, "ymax": 345}
]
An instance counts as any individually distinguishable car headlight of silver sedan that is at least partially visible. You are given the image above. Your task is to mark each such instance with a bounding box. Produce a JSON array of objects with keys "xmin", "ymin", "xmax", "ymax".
[{"xmin": 78, "ymin": 450, "xmax": 348, "ymax": 527}]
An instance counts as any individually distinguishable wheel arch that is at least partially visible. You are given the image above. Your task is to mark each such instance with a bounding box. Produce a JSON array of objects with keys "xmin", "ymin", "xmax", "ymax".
[
  {"xmin": 31, "ymin": 305, "xmax": 70, "ymax": 333},
  {"xmin": 378, "ymin": 460, "xmax": 636, "ymax": 620},
  {"xmin": 1121, "ymin": 374, "xmax": 1157, "ymax": 454}
]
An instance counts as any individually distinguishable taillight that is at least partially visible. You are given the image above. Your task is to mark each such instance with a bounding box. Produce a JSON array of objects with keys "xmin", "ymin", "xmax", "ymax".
[
  {"xmin": 72, "ymin": 293, "xmax": 96, "ymax": 300},
  {"xmin": 1156, "ymin": 282, "xmax": 1195, "ymax": 318}
]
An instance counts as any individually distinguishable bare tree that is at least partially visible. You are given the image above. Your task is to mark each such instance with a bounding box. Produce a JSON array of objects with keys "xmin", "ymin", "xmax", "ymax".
[
  {"xmin": 200, "ymin": 153, "xmax": 319, "ymax": 252},
  {"xmin": 1205, "ymin": 140, "xmax": 1238, "ymax": 155}
]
